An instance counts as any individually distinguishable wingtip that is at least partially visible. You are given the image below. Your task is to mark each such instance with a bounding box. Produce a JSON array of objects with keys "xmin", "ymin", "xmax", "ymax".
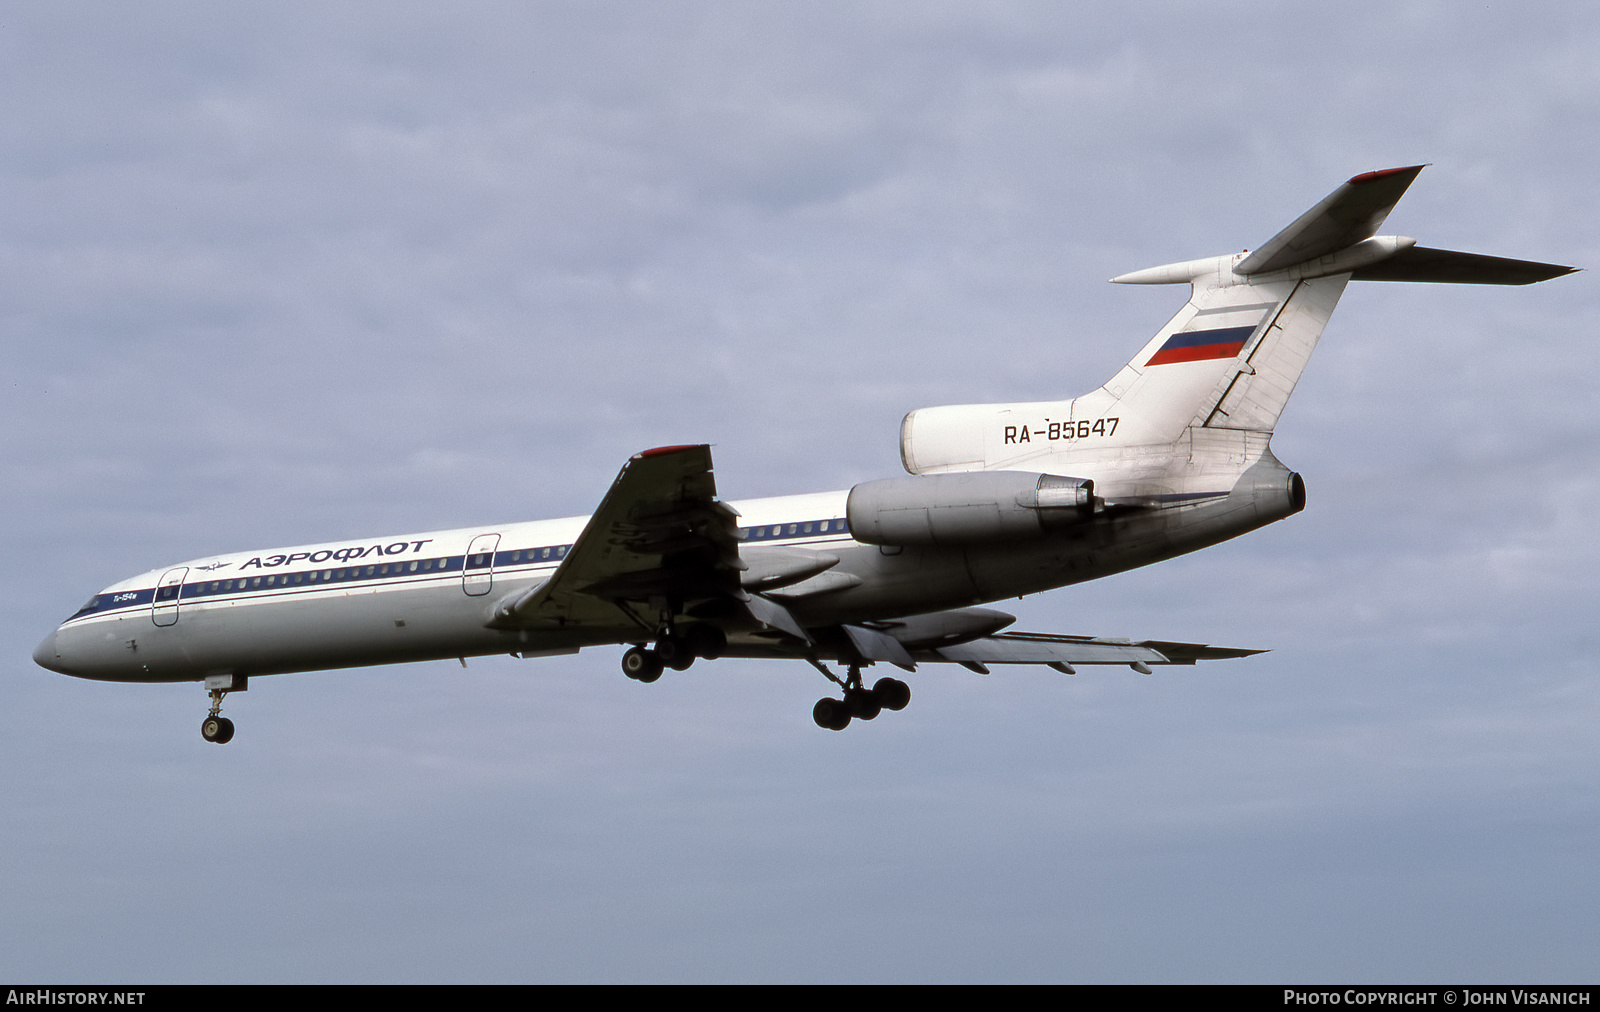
[
  {"xmin": 632, "ymin": 444, "xmax": 707, "ymax": 460},
  {"xmin": 1348, "ymin": 163, "xmax": 1429, "ymax": 185},
  {"xmin": 1534, "ymin": 264, "xmax": 1582, "ymax": 284}
]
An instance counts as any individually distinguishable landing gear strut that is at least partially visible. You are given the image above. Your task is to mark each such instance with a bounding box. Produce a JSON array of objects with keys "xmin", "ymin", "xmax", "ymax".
[
  {"xmin": 201, "ymin": 687, "xmax": 235, "ymax": 744},
  {"xmin": 199, "ymin": 674, "xmax": 245, "ymax": 744},
  {"xmin": 809, "ymin": 661, "xmax": 910, "ymax": 731}
]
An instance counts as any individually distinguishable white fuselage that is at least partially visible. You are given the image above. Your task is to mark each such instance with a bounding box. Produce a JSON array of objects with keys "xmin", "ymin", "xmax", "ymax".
[{"xmin": 34, "ymin": 452, "xmax": 1303, "ymax": 684}]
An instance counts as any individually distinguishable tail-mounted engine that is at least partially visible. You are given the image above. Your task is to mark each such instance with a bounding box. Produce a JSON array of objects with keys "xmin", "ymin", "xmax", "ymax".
[{"xmin": 846, "ymin": 471, "xmax": 1095, "ymax": 547}]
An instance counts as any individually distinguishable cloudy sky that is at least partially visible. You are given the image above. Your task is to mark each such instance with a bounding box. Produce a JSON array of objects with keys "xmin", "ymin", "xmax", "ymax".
[{"xmin": 4, "ymin": 1, "xmax": 1597, "ymax": 983}]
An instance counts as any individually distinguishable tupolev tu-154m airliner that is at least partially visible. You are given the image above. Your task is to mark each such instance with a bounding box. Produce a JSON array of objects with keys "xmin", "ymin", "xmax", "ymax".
[{"xmin": 34, "ymin": 167, "xmax": 1575, "ymax": 742}]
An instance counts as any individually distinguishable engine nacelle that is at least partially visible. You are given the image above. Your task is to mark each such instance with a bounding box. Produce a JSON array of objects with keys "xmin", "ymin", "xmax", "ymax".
[{"xmin": 846, "ymin": 471, "xmax": 1095, "ymax": 547}]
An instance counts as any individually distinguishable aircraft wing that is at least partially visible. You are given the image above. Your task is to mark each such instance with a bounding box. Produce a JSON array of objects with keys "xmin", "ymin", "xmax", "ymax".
[
  {"xmin": 726, "ymin": 624, "xmax": 1260, "ymax": 673},
  {"xmin": 723, "ymin": 603, "xmax": 1261, "ymax": 674},
  {"xmin": 488, "ymin": 444, "xmax": 746, "ymax": 632},
  {"xmin": 919, "ymin": 631, "xmax": 1262, "ymax": 673}
]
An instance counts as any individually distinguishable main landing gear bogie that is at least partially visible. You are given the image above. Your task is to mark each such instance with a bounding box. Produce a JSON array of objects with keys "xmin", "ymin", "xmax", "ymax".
[
  {"xmin": 813, "ymin": 675, "xmax": 911, "ymax": 731},
  {"xmin": 620, "ymin": 625, "xmax": 727, "ymax": 682}
]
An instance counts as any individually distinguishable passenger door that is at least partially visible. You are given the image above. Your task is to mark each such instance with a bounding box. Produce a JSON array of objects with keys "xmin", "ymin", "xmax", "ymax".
[
  {"xmin": 151, "ymin": 567, "xmax": 188, "ymax": 626},
  {"xmin": 462, "ymin": 534, "xmax": 501, "ymax": 596}
]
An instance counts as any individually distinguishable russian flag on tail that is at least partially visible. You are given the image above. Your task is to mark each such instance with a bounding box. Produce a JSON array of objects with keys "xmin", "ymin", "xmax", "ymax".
[{"xmin": 1145, "ymin": 325, "xmax": 1255, "ymax": 366}]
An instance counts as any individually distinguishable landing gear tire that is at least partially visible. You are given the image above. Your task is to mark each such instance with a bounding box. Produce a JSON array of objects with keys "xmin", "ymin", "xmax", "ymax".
[
  {"xmin": 873, "ymin": 677, "xmax": 911, "ymax": 711},
  {"xmin": 844, "ymin": 687, "xmax": 882, "ymax": 721},
  {"xmin": 658, "ymin": 635, "xmax": 696, "ymax": 671},
  {"xmin": 621, "ymin": 646, "xmax": 664, "ymax": 683},
  {"xmin": 201, "ymin": 716, "xmax": 235, "ymax": 744},
  {"xmin": 813, "ymin": 697, "xmax": 851, "ymax": 731}
]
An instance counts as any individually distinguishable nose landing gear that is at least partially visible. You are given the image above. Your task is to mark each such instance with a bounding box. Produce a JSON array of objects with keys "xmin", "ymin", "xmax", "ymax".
[
  {"xmin": 201, "ymin": 687, "xmax": 235, "ymax": 744},
  {"xmin": 199, "ymin": 674, "xmax": 244, "ymax": 744}
]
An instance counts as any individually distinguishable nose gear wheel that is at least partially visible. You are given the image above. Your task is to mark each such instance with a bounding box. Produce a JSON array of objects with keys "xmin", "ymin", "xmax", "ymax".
[{"xmin": 201, "ymin": 687, "xmax": 236, "ymax": 744}]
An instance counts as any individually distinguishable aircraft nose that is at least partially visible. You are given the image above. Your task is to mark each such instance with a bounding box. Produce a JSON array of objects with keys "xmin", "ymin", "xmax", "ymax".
[{"xmin": 33, "ymin": 629, "xmax": 69, "ymax": 674}]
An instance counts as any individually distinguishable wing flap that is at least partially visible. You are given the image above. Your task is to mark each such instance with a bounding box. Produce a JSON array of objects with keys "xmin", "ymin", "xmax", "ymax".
[
  {"xmin": 842, "ymin": 624, "xmax": 916, "ymax": 669},
  {"xmin": 924, "ymin": 631, "xmax": 1263, "ymax": 667},
  {"xmin": 743, "ymin": 593, "xmax": 811, "ymax": 643}
]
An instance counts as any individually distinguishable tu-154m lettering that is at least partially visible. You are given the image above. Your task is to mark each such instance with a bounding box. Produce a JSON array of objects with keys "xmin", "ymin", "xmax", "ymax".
[{"xmin": 34, "ymin": 167, "xmax": 1575, "ymax": 741}]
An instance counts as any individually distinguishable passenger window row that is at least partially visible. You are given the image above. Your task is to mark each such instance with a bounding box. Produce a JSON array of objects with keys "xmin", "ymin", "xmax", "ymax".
[{"xmin": 72, "ymin": 517, "xmax": 851, "ymax": 621}]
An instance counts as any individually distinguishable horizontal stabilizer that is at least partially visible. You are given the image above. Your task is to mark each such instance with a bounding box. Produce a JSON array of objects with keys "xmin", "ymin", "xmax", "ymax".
[
  {"xmin": 1350, "ymin": 245, "xmax": 1578, "ymax": 285},
  {"xmin": 1236, "ymin": 165, "xmax": 1425, "ymax": 276}
]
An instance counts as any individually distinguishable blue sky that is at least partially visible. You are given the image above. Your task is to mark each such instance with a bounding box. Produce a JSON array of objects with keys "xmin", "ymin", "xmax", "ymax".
[{"xmin": 4, "ymin": 2, "xmax": 1597, "ymax": 982}]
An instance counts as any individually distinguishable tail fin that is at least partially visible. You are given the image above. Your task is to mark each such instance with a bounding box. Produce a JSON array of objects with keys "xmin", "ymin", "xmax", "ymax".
[
  {"xmin": 901, "ymin": 166, "xmax": 1575, "ymax": 477},
  {"xmin": 1103, "ymin": 165, "xmax": 1433, "ymax": 439},
  {"xmin": 1095, "ymin": 269, "xmax": 1346, "ymax": 441}
]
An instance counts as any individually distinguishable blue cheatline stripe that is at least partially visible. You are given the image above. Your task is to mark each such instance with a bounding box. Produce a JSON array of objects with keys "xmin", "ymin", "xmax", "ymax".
[
  {"xmin": 1155, "ymin": 325, "xmax": 1257, "ymax": 351},
  {"xmin": 63, "ymin": 516, "xmax": 853, "ymax": 623},
  {"xmin": 737, "ymin": 517, "xmax": 850, "ymax": 542}
]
